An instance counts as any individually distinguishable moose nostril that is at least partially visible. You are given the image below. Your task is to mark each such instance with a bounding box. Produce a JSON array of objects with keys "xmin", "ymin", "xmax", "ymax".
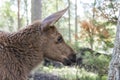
[
  {"xmin": 69, "ymin": 54, "xmax": 76, "ymax": 63},
  {"xmin": 77, "ymin": 57, "xmax": 82, "ymax": 65},
  {"xmin": 63, "ymin": 58, "xmax": 72, "ymax": 66},
  {"xmin": 73, "ymin": 54, "xmax": 76, "ymax": 58}
]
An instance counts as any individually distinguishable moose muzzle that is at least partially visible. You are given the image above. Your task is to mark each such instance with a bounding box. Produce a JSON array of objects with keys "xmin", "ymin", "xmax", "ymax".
[{"xmin": 63, "ymin": 54, "xmax": 77, "ymax": 66}]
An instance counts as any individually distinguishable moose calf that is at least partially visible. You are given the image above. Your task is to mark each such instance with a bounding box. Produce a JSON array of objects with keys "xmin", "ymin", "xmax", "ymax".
[{"xmin": 0, "ymin": 7, "xmax": 76, "ymax": 80}]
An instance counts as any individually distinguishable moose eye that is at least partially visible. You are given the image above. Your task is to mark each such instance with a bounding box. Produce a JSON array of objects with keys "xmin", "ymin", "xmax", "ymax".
[{"xmin": 57, "ymin": 36, "xmax": 63, "ymax": 43}]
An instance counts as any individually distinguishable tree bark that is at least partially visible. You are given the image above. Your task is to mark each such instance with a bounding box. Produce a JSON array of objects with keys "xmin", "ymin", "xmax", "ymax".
[
  {"xmin": 67, "ymin": 0, "xmax": 71, "ymax": 42},
  {"xmin": 31, "ymin": 0, "xmax": 42, "ymax": 22},
  {"xmin": 108, "ymin": 10, "xmax": 120, "ymax": 80},
  {"xmin": 75, "ymin": 0, "xmax": 77, "ymax": 44},
  {"xmin": 24, "ymin": 0, "xmax": 29, "ymax": 25},
  {"xmin": 17, "ymin": 0, "xmax": 21, "ymax": 30},
  {"xmin": 56, "ymin": 0, "xmax": 59, "ymax": 27}
]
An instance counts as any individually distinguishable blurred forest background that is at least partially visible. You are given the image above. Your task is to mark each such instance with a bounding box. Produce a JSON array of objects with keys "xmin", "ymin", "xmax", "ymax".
[{"xmin": 0, "ymin": 0, "xmax": 120, "ymax": 80}]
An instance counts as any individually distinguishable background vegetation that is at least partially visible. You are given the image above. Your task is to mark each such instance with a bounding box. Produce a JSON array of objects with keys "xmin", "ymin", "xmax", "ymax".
[{"xmin": 0, "ymin": 0, "xmax": 120, "ymax": 80}]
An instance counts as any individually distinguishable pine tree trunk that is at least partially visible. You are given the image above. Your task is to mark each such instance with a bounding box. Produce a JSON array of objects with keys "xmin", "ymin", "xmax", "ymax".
[
  {"xmin": 17, "ymin": 0, "xmax": 21, "ymax": 30},
  {"xmin": 108, "ymin": 11, "xmax": 120, "ymax": 80},
  {"xmin": 31, "ymin": 0, "xmax": 42, "ymax": 22},
  {"xmin": 67, "ymin": 0, "xmax": 71, "ymax": 42},
  {"xmin": 75, "ymin": 0, "xmax": 78, "ymax": 44}
]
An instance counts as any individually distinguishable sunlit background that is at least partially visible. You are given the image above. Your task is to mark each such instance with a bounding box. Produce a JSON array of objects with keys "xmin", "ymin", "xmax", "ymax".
[{"xmin": 0, "ymin": 0, "xmax": 120, "ymax": 80}]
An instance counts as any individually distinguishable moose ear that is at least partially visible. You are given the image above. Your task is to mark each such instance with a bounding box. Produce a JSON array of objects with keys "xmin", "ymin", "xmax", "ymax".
[{"xmin": 41, "ymin": 7, "xmax": 68, "ymax": 31}]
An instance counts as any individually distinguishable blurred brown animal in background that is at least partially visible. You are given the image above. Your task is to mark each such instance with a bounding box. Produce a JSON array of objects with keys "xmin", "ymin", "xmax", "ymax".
[{"xmin": 0, "ymin": 7, "xmax": 76, "ymax": 80}]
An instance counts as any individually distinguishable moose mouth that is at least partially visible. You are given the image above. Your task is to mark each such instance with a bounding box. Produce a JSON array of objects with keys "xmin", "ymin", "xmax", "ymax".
[{"xmin": 63, "ymin": 54, "xmax": 76, "ymax": 66}]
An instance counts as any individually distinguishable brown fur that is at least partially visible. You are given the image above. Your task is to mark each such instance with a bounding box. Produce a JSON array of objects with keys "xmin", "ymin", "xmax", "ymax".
[{"xmin": 0, "ymin": 8, "xmax": 76, "ymax": 80}]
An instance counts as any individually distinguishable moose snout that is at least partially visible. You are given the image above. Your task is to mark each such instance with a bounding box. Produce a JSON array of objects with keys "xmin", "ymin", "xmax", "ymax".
[
  {"xmin": 63, "ymin": 53, "xmax": 76, "ymax": 66},
  {"xmin": 68, "ymin": 54, "xmax": 76, "ymax": 63}
]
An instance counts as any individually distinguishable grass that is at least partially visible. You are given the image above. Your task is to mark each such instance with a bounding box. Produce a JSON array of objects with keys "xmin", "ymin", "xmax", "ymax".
[{"xmin": 32, "ymin": 65, "xmax": 107, "ymax": 80}]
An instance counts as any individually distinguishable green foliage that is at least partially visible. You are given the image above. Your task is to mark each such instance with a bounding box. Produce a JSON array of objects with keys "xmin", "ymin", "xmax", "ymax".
[
  {"xmin": 42, "ymin": 0, "xmax": 66, "ymax": 19},
  {"xmin": 78, "ymin": 48, "xmax": 111, "ymax": 77},
  {"xmin": 0, "ymin": 0, "xmax": 117, "ymax": 79},
  {"xmin": 38, "ymin": 66, "xmax": 103, "ymax": 80},
  {"xmin": 0, "ymin": 1, "xmax": 17, "ymax": 32},
  {"xmin": 79, "ymin": 19, "xmax": 115, "ymax": 53}
]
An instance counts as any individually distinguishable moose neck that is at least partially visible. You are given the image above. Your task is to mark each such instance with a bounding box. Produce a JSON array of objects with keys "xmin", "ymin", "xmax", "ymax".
[
  {"xmin": 8, "ymin": 21, "xmax": 44, "ymax": 72},
  {"xmin": 10, "ymin": 22, "xmax": 41, "ymax": 44}
]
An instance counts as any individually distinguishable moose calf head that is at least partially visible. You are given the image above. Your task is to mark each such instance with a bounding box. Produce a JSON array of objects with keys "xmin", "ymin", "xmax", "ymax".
[
  {"xmin": 39, "ymin": 7, "xmax": 76, "ymax": 65},
  {"xmin": 0, "ymin": 7, "xmax": 77, "ymax": 80}
]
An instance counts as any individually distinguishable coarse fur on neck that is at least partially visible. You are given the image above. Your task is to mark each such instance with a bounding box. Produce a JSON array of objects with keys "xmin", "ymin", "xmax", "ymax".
[{"xmin": 0, "ymin": 21, "xmax": 45, "ymax": 80}]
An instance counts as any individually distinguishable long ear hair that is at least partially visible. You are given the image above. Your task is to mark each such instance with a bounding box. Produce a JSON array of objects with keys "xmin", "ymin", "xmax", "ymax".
[{"xmin": 41, "ymin": 7, "xmax": 68, "ymax": 31}]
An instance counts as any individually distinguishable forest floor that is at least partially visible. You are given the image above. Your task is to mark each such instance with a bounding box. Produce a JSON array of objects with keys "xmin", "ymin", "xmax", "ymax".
[
  {"xmin": 29, "ymin": 72, "xmax": 63, "ymax": 80},
  {"xmin": 28, "ymin": 66, "xmax": 102, "ymax": 80}
]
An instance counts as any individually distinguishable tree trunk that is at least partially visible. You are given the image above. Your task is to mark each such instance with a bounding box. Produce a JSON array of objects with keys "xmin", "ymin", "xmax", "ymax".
[
  {"xmin": 17, "ymin": 0, "xmax": 21, "ymax": 30},
  {"xmin": 31, "ymin": 0, "xmax": 42, "ymax": 22},
  {"xmin": 67, "ymin": 0, "xmax": 71, "ymax": 42},
  {"xmin": 75, "ymin": 0, "xmax": 78, "ymax": 44},
  {"xmin": 56, "ymin": 0, "xmax": 59, "ymax": 27},
  {"xmin": 24, "ymin": 0, "xmax": 29, "ymax": 25},
  {"xmin": 108, "ymin": 11, "xmax": 120, "ymax": 80}
]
